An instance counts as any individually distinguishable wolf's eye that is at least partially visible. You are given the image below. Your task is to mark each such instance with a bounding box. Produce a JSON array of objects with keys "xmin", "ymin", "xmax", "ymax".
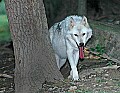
[
  {"xmin": 74, "ymin": 34, "xmax": 78, "ymax": 36},
  {"xmin": 83, "ymin": 33, "xmax": 85, "ymax": 36}
]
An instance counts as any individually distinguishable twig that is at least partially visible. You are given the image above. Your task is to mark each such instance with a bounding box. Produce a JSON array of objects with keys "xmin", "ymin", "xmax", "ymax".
[
  {"xmin": 0, "ymin": 74, "xmax": 13, "ymax": 78},
  {"xmin": 89, "ymin": 50, "xmax": 120, "ymax": 64},
  {"xmin": 102, "ymin": 65, "xmax": 120, "ymax": 70}
]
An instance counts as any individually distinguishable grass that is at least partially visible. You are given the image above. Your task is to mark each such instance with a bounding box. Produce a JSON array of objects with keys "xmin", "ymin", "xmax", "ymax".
[
  {"xmin": 0, "ymin": 14, "xmax": 11, "ymax": 44},
  {"xmin": 90, "ymin": 44, "xmax": 105, "ymax": 55},
  {"xmin": 0, "ymin": 0, "xmax": 6, "ymax": 15}
]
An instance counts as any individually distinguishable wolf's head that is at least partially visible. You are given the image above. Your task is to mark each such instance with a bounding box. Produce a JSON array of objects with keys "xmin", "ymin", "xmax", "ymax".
[
  {"xmin": 67, "ymin": 16, "xmax": 92, "ymax": 47},
  {"xmin": 66, "ymin": 16, "xmax": 92, "ymax": 59}
]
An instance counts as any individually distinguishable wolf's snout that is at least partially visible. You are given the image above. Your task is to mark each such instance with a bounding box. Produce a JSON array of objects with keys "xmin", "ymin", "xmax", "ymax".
[{"xmin": 79, "ymin": 43, "xmax": 84, "ymax": 47}]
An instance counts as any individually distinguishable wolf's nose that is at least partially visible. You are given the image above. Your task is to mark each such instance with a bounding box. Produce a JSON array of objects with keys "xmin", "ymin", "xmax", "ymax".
[{"xmin": 79, "ymin": 43, "xmax": 84, "ymax": 47}]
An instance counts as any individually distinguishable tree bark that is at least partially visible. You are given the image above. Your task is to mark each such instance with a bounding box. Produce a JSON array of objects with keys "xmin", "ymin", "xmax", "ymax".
[
  {"xmin": 4, "ymin": 0, "xmax": 63, "ymax": 93},
  {"xmin": 78, "ymin": 0, "xmax": 87, "ymax": 16}
]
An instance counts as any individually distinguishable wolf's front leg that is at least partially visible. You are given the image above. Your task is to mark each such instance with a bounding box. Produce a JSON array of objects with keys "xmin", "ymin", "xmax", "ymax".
[
  {"xmin": 67, "ymin": 49, "xmax": 79, "ymax": 80},
  {"xmin": 74, "ymin": 50, "xmax": 79, "ymax": 66}
]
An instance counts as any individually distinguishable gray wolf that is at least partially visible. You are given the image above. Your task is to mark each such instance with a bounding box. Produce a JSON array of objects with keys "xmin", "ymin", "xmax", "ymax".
[{"xmin": 49, "ymin": 15, "xmax": 92, "ymax": 80}]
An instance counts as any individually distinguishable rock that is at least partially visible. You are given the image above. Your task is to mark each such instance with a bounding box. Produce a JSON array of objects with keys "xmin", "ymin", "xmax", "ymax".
[
  {"xmin": 104, "ymin": 73, "xmax": 109, "ymax": 77},
  {"xmin": 68, "ymin": 86, "xmax": 77, "ymax": 92},
  {"xmin": 114, "ymin": 21, "xmax": 120, "ymax": 25},
  {"xmin": 88, "ymin": 22, "xmax": 120, "ymax": 62}
]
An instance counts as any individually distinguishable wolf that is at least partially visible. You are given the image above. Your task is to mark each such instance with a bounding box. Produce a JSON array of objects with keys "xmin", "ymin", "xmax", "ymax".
[{"xmin": 49, "ymin": 15, "xmax": 92, "ymax": 80}]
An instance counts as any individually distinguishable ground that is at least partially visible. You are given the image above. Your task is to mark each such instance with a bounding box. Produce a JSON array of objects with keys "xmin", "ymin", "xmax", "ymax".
[
  {"xmin": 0, "ymin": 44, "xmax": 14, "ymax": 93},
  {"xmin": 0, "ymin": 44, "xmax": 120, "ymax": 93},
  {"xmin": 40, "ymin": 60, "xmax": 120, "ymax": 93}
]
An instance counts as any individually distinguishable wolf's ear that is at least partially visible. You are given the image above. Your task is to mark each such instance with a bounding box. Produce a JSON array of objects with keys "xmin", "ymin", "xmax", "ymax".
[
  {"xmin": 81, "ymin": 16, "xmax": 89, "ymax": 28},
  {"xmin": 69, "ymin": 17, "xmax": 75, "ymax": 30}
]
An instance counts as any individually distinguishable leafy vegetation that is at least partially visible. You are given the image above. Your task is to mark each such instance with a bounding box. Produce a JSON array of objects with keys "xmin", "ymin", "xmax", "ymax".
[
  {"xmin": 0, "ymin": 15, "xmax": 11, "ymax": 44},
  {"xmin": 106, "ymin": 61, "xmax": 114, "ymax": 66},
  {"xmin": 0, "ymin": 0, "xmax": 11, "ymax": 44},
  {"xmin": 96, "ymin": 77, "xmax": 106, "ymax": 83},
  {"xmin": 0, "ymin": 0, "xmax": 6, "ymax": 15},
  {"xmin": 90, "ymin": 44, "xmax": 105, "ymax": 55}
]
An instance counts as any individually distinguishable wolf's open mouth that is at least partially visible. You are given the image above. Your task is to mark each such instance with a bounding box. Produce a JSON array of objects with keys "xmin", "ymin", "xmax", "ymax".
[
  {"xmin": 79, "ymin": 43, "xmax": 84, "ymax": 59},
  {"xmin": 79, "ymin": 46, "xmax": 84, "ymax": 59}
]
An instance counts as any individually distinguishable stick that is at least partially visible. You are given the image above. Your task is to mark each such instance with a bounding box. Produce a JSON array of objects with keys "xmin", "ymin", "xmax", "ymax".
[
  {"xmin": 0, "ymin": 74, "xmax": 13, "ymax": 78},
  {"xmin": 102, "ymin": 65, "xmax": 120, "ymax": 69},
  {"xmin": 89, "ymin": 50, "xmax": 120, "ymax": 64}
]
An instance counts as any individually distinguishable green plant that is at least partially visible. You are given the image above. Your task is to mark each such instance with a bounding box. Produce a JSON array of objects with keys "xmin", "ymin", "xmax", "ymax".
[
  {"xmin": 97, "ymin": 91, "xmax": 109, "ymax": 93},
  {"xmin": 96, "ymin": 78, "xmax": 106, "ymax": 83},
  {"xmin": 0, "ymin": 0, "xmax": 6, "ymax": 15},
  {"xmin": 117, "ymin": 82, "xmax": 120, "ymax": 87},
  {"xmin": 75, "ymin": 89, "xmax": 93, "ymax": 93},
  {"xmin": 0, "ymin": 15, "xmax": 11, "ymax": 44},
  {"xmin": 65, "ymin": 89, "xmax": 93, "ymax": 93},
  {"xmin": 90, "ymin": 44, "xmax": 105, "ymax": 55},
  {"xmin": 106, "ymin": 61, "xmax": 114, "ymax": 66}
]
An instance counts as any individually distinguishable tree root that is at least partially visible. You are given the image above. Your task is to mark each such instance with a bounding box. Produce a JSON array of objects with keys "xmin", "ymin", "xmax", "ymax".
[
  {"xmin": 89, "ymin": 50, "xmax": 120, "ymax": 64},
  {"xmin": 0, "ymin": 74, "xmax": 13, "ymax": 78}
]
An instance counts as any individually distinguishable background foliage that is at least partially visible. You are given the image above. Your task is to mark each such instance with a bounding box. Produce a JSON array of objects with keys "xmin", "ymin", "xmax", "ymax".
[{"xmin": 0, "ymin": 0, "xmax": 11, "ymax": 44}]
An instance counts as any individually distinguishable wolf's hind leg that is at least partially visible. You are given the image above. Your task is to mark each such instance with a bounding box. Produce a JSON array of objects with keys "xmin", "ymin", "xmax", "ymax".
[
  {"xmin": 59, "ymin": 59, "xmax": 66, "ymax": 69},
  {"xmin": 55, "ymin": 54, "xmax": 60, "ymax": 69}
]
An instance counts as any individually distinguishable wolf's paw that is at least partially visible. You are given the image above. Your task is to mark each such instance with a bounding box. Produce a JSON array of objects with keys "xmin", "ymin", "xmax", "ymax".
[
  {"xmin": 68, "ymin": 75, "xmax": 79, "ymax": 81},
  {"xmin": 73, "ymin": 69, "xmax": 79, "ymax": 81},
  {"xmin": 73, "ymin": 75, "xmax": 79, "ymax": 81}
]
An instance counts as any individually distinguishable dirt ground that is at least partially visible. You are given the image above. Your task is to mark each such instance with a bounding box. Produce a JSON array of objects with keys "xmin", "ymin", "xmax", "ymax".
[
  {"xmin": 40, "ymin": 59, "xmax": 120, "ymax": 93},
  {"xmin": 0, "ymin": 44, "xmax": 14, "ymax": 93},
  {"xmin": 0, "ymin": 44, "xmax": 120, "ymax": 93}
]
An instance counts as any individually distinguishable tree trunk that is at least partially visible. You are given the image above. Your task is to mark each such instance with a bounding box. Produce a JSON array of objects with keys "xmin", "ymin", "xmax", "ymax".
[
  {"xmin": 4, "ymin": 0, "xmax": 63, "ymax": 93},
  {"xmin": 78, "ymin": 0, "xmax": 87, "ymax": 16}
]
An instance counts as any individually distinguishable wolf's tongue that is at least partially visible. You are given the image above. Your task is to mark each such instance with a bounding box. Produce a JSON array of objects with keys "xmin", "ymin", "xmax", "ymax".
[{"xmin": 79, "ymin": 47, "xmax": 84, "ymax": 59}]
